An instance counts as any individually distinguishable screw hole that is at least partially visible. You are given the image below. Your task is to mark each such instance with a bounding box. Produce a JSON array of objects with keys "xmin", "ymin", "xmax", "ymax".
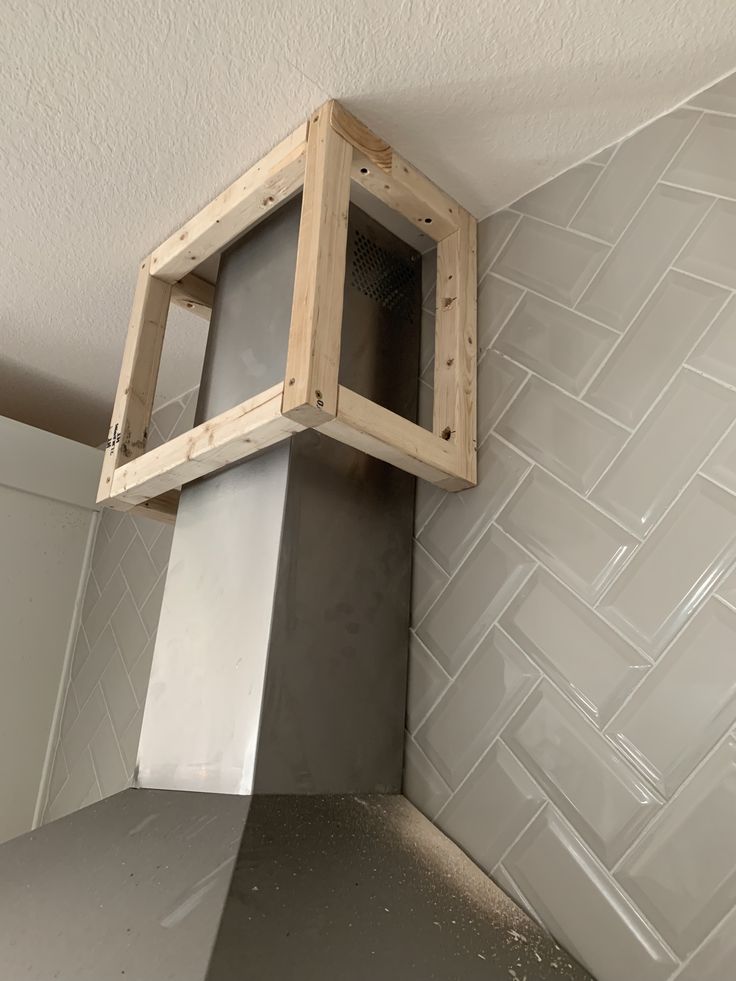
[
  {"xmin": 424, "ymin": 217, "xmax": 433, "ymax": 224},
  {"xmin": 359, "ymin": 167, "xmax": 369, "ymax": 175}
]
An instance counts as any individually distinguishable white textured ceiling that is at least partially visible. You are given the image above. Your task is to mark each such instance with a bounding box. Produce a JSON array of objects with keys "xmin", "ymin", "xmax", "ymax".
[{"xmin": 2, "ymin": 1, "xmax": 736, "ymax": 444}]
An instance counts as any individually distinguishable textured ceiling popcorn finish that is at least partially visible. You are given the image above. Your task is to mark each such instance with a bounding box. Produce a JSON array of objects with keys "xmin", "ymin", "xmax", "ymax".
[{"xmin": 1, "ymin": 1, "xmax": 736, "ymax": 443}]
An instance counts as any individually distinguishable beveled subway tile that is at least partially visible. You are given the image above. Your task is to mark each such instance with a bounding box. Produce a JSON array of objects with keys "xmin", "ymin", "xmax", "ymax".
[
  {"xmin": 703, "ymin": 426, "xmax": 736, "ymax": 493},
  {"xmin": 494, "ymin": 292, "xmax": 617, "ymax": 395},
  {"xmin": 420, "ymin": 307, "xmax": 435, "ymax": 373},
  {"xmin": 688, "ymin": 294, "xmax": 736, "ymax": 388},
  {"xmin": 477, "ymin": 210, "xmax": 522, "ymax": 275},
  {"xmin": 497, "ymin": 469, "xmax": 637, "ymax": 603},
  {"xmin": 414, "ymin": 480, "xmax": 444, "ymax": 534},
  {"xmin": 618, "ymin": 735, "xmax": 736, "ymax": 957},
  {"xmin": 416, "ymin": 627, "xmax": 538, "ymax": 788},
  {"xmin": 417, "ymin": 378, "xmax": 432, "ymax": 431},
  {"xmin": 418, "ymin": 434, "xmax": 530, "ymax": 574},
  {"xmin": 504, "ymin": 809, "xmax": 677, "ymax": 981},
  {"xmin": 592, "ymin": 370, "xmax": 736, "ymax": 535},
  {"xmin": 492, "ymin": 217, "xmax": 609, "ymax": 305},
  {"xmin": 505, "ymin": 683, "xmax": 660, "ymax": 864},
  {"xmin": 496, "ymin": 375, "xmax": 628, "ymax": 493},
  {"xmin": 717, "ymin": 570, "xmax": 736, "ymax": 607},
  {"xmin": 437, "ymin": 741, "xmax": 544, "ymax": 873},
  {"xmin": 477, "ymin": 273, "xmax": 525, "ymax": 350},
  {"xmin": 410, "ymin": 544, "xmax": 448, "ymax": 626},
  {"xmin": 676, "ymin": 904, "xmax": 736, "ymax": 981},
  {"xmin": 403, "ymin": 738, "xmax": 451, "ymax": 820},
  {"xmin": 513, "ymin": 163, "xmax": 601, "ymax": 227},
  {"xmin": 585, "ymin": 270, "xmax": 729, "ymax": 427},
  {"xmin": 590, "ymin": 144, "xmax": 616, "ymax": 165},
  {"xmin": 665, "ymin": 114, "xmax": 736, "ymax": 199},
  {"xmin": 600, "ymin": 477, "xmax": 736, "ymax": 657},
  {"xmin": 676, "ymin": 198, "xmax": 736, "ymax": 289},
  {"xmin": 572, "ymin": 109, "xmax": 699, "ymax": 243},
  {"xmin": 406, "ymin": 632, "xmax": 449, "ymax": 734},
  {"xmin": 577, "ymin": 184, "xmax": 711, "ymax": 331},
  {"xmin": 501, "ymin": 569, "xmax": 648, "ymax": 728},
  {"xmin": 607, "ymin": 600, "xmax": 736, "ymax": 797},
  {"xmin": 477, "ymin": 350, "xmax": 527, "ymax": 443},
  {"xmin": 416, "ymin": 525, "xmax": 534, "ymax": 676},
  {"xmin": 689, "ymin": 73, "xmax": 736, "ymax": 115}
]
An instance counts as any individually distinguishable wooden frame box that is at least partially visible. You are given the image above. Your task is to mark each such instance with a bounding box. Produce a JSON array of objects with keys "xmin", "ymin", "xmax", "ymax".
[{"xmin": 97, "ymin": 101, "xmax": 477, "ymax": 523}]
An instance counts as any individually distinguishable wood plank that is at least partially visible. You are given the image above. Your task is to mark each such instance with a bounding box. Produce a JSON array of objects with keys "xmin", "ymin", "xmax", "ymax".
[
  {"xmin": 150, "ymin": 123, "xmax": 308, "ymax": 284},
  {"xmin": 110, "ymin": 383, "xmax": 304, "ymax": 505},
  {"xmin": 331, "ymin": 102, "xmax": 460, "ymax": 243},
  {"xmin": 282, "ymin": 103, "xmax": 352, "ymax": 426},
  {"xmin": 317, "ymin": 386, "xmax": 473, "ymax": 491},
  {"xmin": 97, "ymin": 258, "xmax": 171, "ymax": 503},
  {"xmin": 132, "ymin": 490, "xmax": 179, "ymax": 524},
  {"xmin": 170, "ymin": 273, "xmax": 215, "ymax": 321},
  {"xmin": 434, "ymin": 209, "xmax": 477, "ymax": 484}
]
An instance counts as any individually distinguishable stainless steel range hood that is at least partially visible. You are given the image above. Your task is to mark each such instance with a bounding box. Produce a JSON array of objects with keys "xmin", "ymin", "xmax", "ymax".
[{"xmin": 0, "ymin": 198, "xmax": 592, "ymax": 981}]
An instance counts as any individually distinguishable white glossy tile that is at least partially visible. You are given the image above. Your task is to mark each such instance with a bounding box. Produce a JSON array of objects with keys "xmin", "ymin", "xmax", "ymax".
[
  {"xmin": 416, "ymin": 627, "xmax": 538, "ymax": 788},
  {"xmin": 45, "ymin": 750, "xmax": 99, "ymax": 823},
  {"xmin": 589, "ymin": 144, "xmax": 616, "ymax": 165},
  {"xmin": 607, "ymin": 600, "xmax": 736, "ymax": 797},
  {"xmin": 100, "ymin": 650, "xmax": 138, "ymax": 736},
  {"xmin": 497, "ymin": 469, "xmax": 637, "ymax": 603},
  {"xmin": 619, "ymin": 735, "xmax": 736, "ymax": 957},
  {"xmin": 403, "ymin": 738, "xmax": 451, "ymax": 820},
  {"xmin": 496, "ymin": 375, "xmax": 627, "ymax": 493},
  {"xmin": 505, "ymin": 683, "xmax": 661, "ymax": 864},
  {"xmin": 676, "ymin": 904, "xmax": 736, "ymax": 981},
  {"xmin": 573, "ymin": 109, "xmax": 699, "ymax": 242},
  {"xmin": 586, "ymin": 271, "xmax": 729, "ymax": 427},
  {"xmin": 406, "ymin": 632, "xmax": 449, "ymax": 734},
  {"xmin": 411, "ymin": 544, "xmax": 448, "ymax": 626},
  {"xmin": 592, "ymin": 370, "xmax": 736, "ymax": 535},
  {"xmin": 677, "ymin": 198, "xmax": 736, "ymax": 290},
  {"xmin": 504, "ymin": 809, "xmax": 677, "ymax": 981},
  {"xmin": 689, "ymin": 73, "xmax": 736, "ymax": 115},
  {"xmin": 494, "ymin": 292, "xmax": 617, "ymax": 395},
  {"xmin": 414, "ymin": 480, "xmax": 444, "ymax": 534},
  {"xmin": 689, "ymin": 294, "xmax": 736, "ymax": 389},
  {"xmin": 667, "ymin": 113, "xmax": 736, "ymax": 197},
  {"xmin": 477, "ymin": 351, "xmax": 527, "ymax": 443},
  {"xmin": 513, "ymin": 163, "xmax": 601, "ymax": 227},
  {"xmin": 89, "ymin": 714, "xmax": 128, "ymax": 798},
  {"xmin": 478, "ymin": 273, "xmax": 525, "ymax": 350},
  {"xmin": 577, "ymin": 185, "xmax": 710, "ymax": 331},
  {"xmin": 418, "ymin": 434, "xmax": 530, "ymax": 573},
  {"xmin": 416, "ymin": 525, "xmax": 535, "ymax": 676},
  {"xmin": 704, "ymin": 425, "xmax": 736, "ymax": 493},
  {"xmin": 477, "ymin": 210, "xmax": 522, "ymax": 275},
  {"xmin": 600, "ymin": 477, "xmax": 736, "ymax": 657},
  {"xmin": 501, "ymin": 569, "xmax": 649, "ymax": 727},
  {"xmin": 492, "ymin": 216, "xmax": 609, "ymax": 305},
  {"xmin": 437, "ymin": 741, "xmax": 545, "ymax": 873},
  {"xmin": 110, "ymin": 590, "xmax": 148, "ymax": 670}
]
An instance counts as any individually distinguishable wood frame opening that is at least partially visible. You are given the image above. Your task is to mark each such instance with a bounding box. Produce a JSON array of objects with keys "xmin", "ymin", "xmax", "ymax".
[{"xmin": 97, "ymin": 101, "xmax": 477, "ymax": 523}]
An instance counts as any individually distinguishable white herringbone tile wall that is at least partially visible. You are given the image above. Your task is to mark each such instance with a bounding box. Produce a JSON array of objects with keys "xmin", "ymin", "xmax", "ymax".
[
  {"xmin": 406, "ymin": 71, "xmax": 736, "ymax": 981},
  {"xmin": 40, "ymin": 391, "xmax": 197, "ymax": 823}
]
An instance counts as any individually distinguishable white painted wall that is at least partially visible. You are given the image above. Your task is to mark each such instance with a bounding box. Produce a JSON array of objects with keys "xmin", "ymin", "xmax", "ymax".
[{"xmin": 0, "ymin": 417, "xmax": 100, "ymax": 843}]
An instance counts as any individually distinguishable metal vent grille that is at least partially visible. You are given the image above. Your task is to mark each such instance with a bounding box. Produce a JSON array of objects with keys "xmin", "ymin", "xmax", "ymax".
[{"xmin": 350, "ymin": 229, "xmax": 417, "ymax": 315}]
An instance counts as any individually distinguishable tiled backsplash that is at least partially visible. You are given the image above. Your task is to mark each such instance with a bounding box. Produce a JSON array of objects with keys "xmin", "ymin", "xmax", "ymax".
[
  {"xmin": 41, "ymin": 392, "xmax": 197, "ymax": 822},
  {"xmin": 406, "ymin": 71, "xmax": 736, "ymax": 981}
]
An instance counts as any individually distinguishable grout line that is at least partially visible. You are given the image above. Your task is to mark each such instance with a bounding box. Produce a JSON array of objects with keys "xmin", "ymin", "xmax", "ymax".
[
  {"xmin": 432, "ymin": 675, "xmax": 544, "ymax": 824},
  {"xmin": 478, "ymin": 211, "xmax": 523, "ymax": 280},
  {"xmin": 99, "ymin": 685, "xmax": 130, "ymax": 783},
  {"xmin": 714, "ymin": 592, "xmax": 736, "ymax": 613},
  {"xmin": 510, "ymin": 210, "xmax": 613, "ymax": 247},
  {"xmin": 584, "ymin": 283, "xmax": 735, "ymax": 501},
  {"xmin": 478, "ymin": 279, "xmax": 528, "ymax": 354},
  {"xmin": 565, "ymin": 152, "xmax": 615, "ymax": 228},
  {"xmin": 660, "ymin": 178, "xmax": 736, "ymax": 204},
  {"xmin": 489, "ymin": 270, "xmax": 620, "ymax": 333},
  {"xmin": 577, "ymin": 194, "xmax": 720, "ymax": 402},
  {"xmin": 684, "ymin": 360, "xmax": 736, "ymax": 395},
  {"xmin": 87, "ymin": 744, "xmax": 104, "ymax": 802}
]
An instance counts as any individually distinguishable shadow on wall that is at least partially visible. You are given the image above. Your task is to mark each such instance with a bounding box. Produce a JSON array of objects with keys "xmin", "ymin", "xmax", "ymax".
[{"xmin": 0, "ymin": 357, "xmax": 110, "ymax": 447}]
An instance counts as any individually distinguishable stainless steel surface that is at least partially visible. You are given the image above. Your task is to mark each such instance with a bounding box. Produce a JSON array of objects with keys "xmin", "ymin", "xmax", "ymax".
[
  {"xmin": 0, "ymin": 788, "xmax": 250, "ymax": 981},
  {"xmin": 139, "ymin": 200, "xmax": 420, "ymax": 796},
  {"xmin": 137, "ymin": 200, "xmax": 302, "ymax": 794},
  {"xmin": 205, "ymin": 794, "xmax": 592, "ymax": 980}
]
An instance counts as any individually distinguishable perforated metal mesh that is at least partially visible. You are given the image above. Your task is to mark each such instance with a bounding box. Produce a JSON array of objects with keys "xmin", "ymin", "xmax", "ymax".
[{"xmin": 350, "ymin": 228, "xmax": 417, "ymax": 316}]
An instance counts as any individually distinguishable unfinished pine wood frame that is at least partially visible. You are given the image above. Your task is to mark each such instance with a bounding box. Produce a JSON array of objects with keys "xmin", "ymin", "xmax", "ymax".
[{"xmin": 97, "ymin": 101, "xmax": 477, "ymax": 522}]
